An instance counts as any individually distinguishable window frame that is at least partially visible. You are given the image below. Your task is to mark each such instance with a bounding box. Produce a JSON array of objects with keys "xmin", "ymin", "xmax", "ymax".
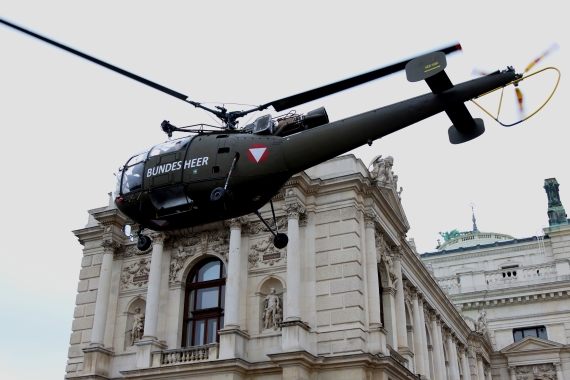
[
  {"xmin": 182, "ymin": 258, "xmax": 226, "ymax": 347},
  {"xmin": 513, "ymin": 325, "xmax": 547, "ymax": 342}
]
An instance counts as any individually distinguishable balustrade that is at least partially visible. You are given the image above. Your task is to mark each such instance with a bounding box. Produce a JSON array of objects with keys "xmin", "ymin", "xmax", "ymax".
[
  {"xmin": 154, "ymin": 344, "xmax": 218, "ymax": 366},
  {"xmin": 485, "ymin": 264, "xmax": 557, "ymax": 285}
]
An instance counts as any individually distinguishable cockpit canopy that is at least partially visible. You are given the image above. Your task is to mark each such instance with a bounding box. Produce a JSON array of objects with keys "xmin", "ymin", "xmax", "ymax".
[{"xmin": 115, "ymin": 136, "xmax": 192, "ymax": 196}]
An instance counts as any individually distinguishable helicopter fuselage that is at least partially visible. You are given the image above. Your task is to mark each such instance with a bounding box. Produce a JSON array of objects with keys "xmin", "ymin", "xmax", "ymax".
[{"xmin": 115, "ymin": 68, "xmax": 516, "ymax": 231}]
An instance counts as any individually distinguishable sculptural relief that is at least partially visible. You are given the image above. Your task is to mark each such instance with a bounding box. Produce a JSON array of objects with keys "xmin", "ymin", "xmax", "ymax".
[
  {"xmin": 248, "ymin": 216, "xmax": 287, "ymax": 236},
  {"xmin": 262, "ymin": 288, "xmax": 283, "ymax": 331},
  {"xmin": 116, "ymin": 243, "xmax": 151, "ymax": 260},
  {"xmin": 249, "ymin": 237, "xmax": 287, "ymax": 269},
  {"xmin": 121, "ymin": 258, "xmax": 151, "ymax": 290},
  {"xmin": 375, "ymin": 232, "xmax": 398, "ymax": 284},
  {"xmin": 169, "ymin": 242, "xmax": 200, "ymax": 283}
]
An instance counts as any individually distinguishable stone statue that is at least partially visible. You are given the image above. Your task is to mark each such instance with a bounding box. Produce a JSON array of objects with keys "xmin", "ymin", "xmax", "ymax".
[
  {"xmin": 130, "ymin": 307, "xmax": 145, "ymax": 345},
  {"xmin": 369, "ymin": 155, "xmax": 395, "ymax": 185},
  {"xmin": 475, "ymin": 309, "xmax": 488, "ymax": 335},
  {"xmin": 262, "ymin": 288, "xmax": 282, "ymax": 331},
  {"xmin": 377, "ymin": 156, "xmax": 394, "ymax": 183}
]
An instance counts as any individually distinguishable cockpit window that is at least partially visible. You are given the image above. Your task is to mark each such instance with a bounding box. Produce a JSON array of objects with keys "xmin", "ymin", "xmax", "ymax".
[
  {"xmin": 122, "ymin": 164, "xmax": 144, "ymax": 193},
  {"xmin": 121, "ymin": 150, "xmax": 150, "ymax": 194},
  {"xmin": 127, "ymin": 151, "xmax": 149, "ymax": 166},
  {"xmin": 149, "ymin": 137, "xmax": 191, "ymax": 157}
]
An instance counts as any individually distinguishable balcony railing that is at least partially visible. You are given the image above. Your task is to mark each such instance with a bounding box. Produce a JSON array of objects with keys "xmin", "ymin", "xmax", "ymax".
[
  {"xmin": 485, "ymin": 263, "xmax": 557, "ymax": 285},
  {"xmin": 152, "ymin": 343, "xmax": 218, "ymax": 367}
]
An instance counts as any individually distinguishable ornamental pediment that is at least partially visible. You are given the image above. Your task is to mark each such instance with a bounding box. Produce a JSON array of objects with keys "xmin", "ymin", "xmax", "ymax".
[{"xmin": 500, "ymin": 336, "xmax": 563, "ymax": 354}]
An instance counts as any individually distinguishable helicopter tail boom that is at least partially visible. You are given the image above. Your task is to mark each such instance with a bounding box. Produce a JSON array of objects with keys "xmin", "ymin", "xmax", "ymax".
[{"xmin": 280, "ymin": 69, "xmax": 516, "ymax": 174}]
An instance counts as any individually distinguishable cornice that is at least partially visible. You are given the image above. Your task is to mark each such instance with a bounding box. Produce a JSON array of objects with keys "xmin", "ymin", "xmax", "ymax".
[
  {"xmin": 457, "ymin": 289, "xmax": 570, "ymax": 310},
  {"xmin": 422, "ymin": 239, "xmax": 547, "ymax": 263},
  {"xmin": 488, "ymin": 309, "xmax": 570, "ymax": 323}
]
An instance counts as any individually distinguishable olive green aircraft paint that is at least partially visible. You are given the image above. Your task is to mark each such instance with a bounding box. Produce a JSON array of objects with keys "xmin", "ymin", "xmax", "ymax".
[
  {"xmin": 115, "ymin": 69, "xmax": 515, "ymax": 231},
  {"xmin": 0, "ymin": 18, "xmax": 526, "ymax": 236}
]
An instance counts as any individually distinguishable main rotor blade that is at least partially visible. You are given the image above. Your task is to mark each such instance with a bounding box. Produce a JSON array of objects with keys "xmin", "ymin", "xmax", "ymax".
[
  {"xmin": 263, "ymin": 43, "xmax": 462, "ymax": 112},
  {"xmin": 0, "ymin": 17, "xmax": 189, "ymax": 101}
]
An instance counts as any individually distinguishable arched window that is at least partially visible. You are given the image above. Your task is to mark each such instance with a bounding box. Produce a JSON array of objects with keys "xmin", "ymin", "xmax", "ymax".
[{"xmin": 182, "ymin": 258, "xmax": 226, "ymax": 347}]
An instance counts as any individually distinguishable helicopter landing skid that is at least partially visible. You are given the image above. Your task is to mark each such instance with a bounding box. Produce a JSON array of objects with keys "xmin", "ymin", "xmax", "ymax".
[{"xmin": 254, "ymin": 200, "xmax": 288, "ymax": 249}]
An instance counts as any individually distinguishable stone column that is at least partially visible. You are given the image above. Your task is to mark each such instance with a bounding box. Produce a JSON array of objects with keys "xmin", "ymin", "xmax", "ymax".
[
  {"xmin": 284, "ymin": 202, "xmax": 304, "ymax": 321},
  {"xmin": 281, "ymin": 202, "xmax": 310, "ymax": 352},
  {"xmin": 219, "ymin": 217, "xmax": 250, "ymax": 360},
  {"xmin": 485, "ymin": 367, "xmax": 492, "ymax": 380},
  {"xmin": 445, "ymin": 331, "xmax": 458, "ymax": 379},
  {"xmin": 430, "ymin": 312, "xmax": 444, "ymax": 380},
  {"xmin": 224, "ymin": 218, "xmax": 246, "ymax": 328},
  {"xmin": 451, "ymin": 337, "xmax": 461, "ymax": 379},
  {"xmin": 90, "ymin": 238, "xmax": 121, "ymax": 346},
  {"xmin": 419, "ymin": 299, "xmax": 430, "ymax": 378},
  {"xmin": 436, "ymin": 319, "xmax": 446, "ymax": 380},
  {"xmin": 461, "ymin": 348, "xmax": 471, "ymax": 380},
  {"xmin": 81, "ymin": 237, "xmax": 121, "ymax": 377},
  {"xmin": 136, "ymin": 232, "xmax": 169, "ymax": 368},
  {"xmin": 364, "ymin": 213, "xmax": 385, "ymax": 355},
  {"xmin": 555, "ymin": 362, "xmax": 565, "ymax": 380},
  {"xmin": 392, "ymin": 247, "xmax": 409, "ymax": 353},
  {"xmin": 508, "ymin": 366, "xmax": 516, "ymax": 380},
  {"xmin": 411, "ymin": 289, "xmax": 425, "ymax": 375},
  {"xmin": 142, "ymin": 232, "xmax": 168, "ymax": 340},
  {"xmin": 477, "ymin": 355, "xmax": 485, "ymax": 380}
]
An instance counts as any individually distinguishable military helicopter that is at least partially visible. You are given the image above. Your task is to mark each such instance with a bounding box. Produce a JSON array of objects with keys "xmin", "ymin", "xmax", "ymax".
[{"xmin": 1, "ymin": 18, "xmax": 560, "ymax": 251}]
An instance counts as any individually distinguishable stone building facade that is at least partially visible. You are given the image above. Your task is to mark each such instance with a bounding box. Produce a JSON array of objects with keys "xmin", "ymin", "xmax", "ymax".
[
  {"xmin": 421, "ymin": 179, "xmax": 570, "ymax": 380},
  {"xmin": 67, "ymin": 155, "xmax": 493, "ymax": 380}
]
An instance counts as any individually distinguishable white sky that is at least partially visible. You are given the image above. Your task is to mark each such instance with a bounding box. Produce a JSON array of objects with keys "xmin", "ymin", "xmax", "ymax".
[{"xmin": 0, "ymin": 1, "xmax": 568, "ymax": 379}]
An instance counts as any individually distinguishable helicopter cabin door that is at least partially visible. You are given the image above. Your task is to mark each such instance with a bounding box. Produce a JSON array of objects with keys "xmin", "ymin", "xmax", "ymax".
[
  {"xmin": 177, "ymin": 133, "xmax": 236, "ymax": 197},
  {"xmin": 144, "ymin": 137, "xmax": 193, "ymax": 215}
]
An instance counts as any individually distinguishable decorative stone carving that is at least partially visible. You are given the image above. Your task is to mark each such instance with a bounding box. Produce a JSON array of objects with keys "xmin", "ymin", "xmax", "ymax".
[
  {"xmin": 369, "ymin": 155, "xmax": 397, "ymax": 188},
  {"xmin": 262, "ymin": 288, "xmax": 283, "ymax": 331},
  {"xmin": 121, "ymin": 258, "xmax": 151, "ymax": 290},
  {"xmin": 101, "ymin": 239, "xmax": 122, "ymax": 254},
  {"xmin": 249, "ymin": 237, "xmax": 287, "ymax": 269},
  {"xmin": 283, "ymin": 202, "xmax": 305, "ymax": 220},
  {"xmin": 391, "ymin": 245, "xmax": 404, "ymax": 259},
  {"xmin": 170, "ymin": 242, "xmax": 200, "ymax": 283},
  {"xmin": 475, "ymin": 309, "xmax": 488, "ymax": 335},
  {"xmin": 515, "ymin": 363, "xmax": 557, "ymax": 380},
  {"xmin": 210, "ymin": 231, "xmax": 230, "ymax": 263},
  {"xmin": 116, "ymin": 244, "xmax": 151, "ymax": 260},
  {"xmin": 298, "ymin": 212, "xmax": 308, "ymax": 227},
  {"xmin": 148, "ymin": 231, "xmax": 170, "ymax": 245},
  {"xmin": 364, "ymin": 211, "xmax": 379, "ymax": 229},
  {"xmin": 228, "ymin": 216, "xmax": 249, "ymax": 231},
  {"xmin": 130, "ymin": 307, "xmax": 145, "ymax": 346},
  {"xmin": 248, "ymin": 216, "xmax": 287, "ymax": 236},
  {"xmin": 375, "ymin": 232, "xmax": 398, "ymax": 284}
]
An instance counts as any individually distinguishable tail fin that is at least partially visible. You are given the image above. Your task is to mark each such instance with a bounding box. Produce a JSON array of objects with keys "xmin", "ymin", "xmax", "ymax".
[{"xmin": 406, "ymin": 51, "xmax": 485, "ymax": 144}]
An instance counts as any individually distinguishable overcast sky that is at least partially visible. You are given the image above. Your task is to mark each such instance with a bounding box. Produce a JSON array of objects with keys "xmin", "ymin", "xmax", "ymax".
[{"xmin": 1, "ymin": 1, "xmax": 568, "ymax": 379}]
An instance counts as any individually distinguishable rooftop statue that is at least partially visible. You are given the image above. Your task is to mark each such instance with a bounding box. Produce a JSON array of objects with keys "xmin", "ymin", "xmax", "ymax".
[
  {"xmin": 439, "ymin": 229, "xmax": 461, "ymax": 242},
  {"xmin": 544, "ymin": 178, "xmax": 568, "ymax": 226}
]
